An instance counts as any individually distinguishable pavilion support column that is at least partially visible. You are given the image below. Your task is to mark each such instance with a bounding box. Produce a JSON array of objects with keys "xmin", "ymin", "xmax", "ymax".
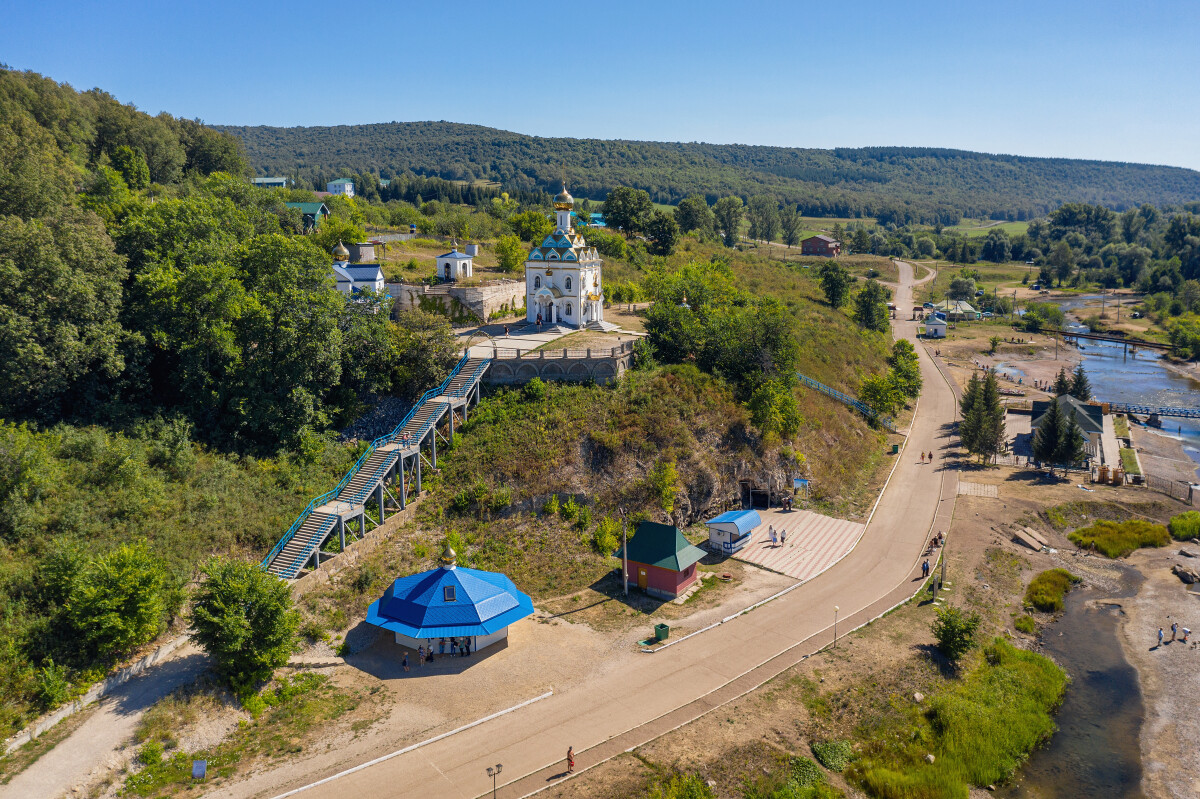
[
  {"xmin": 359, "ymin": 508, "xmax": 366, "ymax": 536},
  {"xmin": 430, "ymin": 426, "xmax": 438, "ymax": 470},
  {"xmin": 448, "ymin": 406, "xmax": 455, "ymax": 441}
]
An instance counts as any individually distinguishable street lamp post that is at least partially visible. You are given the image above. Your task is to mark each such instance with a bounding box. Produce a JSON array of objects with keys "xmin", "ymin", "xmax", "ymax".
[
  {"xmin": 619, "ymin": 507, "xmax": 628, "ymax": 597},
  {"xmin": 833, "ymin": 605, "xmax": 840, "ymax": 648},
  {"xmin": 487, "ymin": 763, "xmax": 503, "ymax": 799}
]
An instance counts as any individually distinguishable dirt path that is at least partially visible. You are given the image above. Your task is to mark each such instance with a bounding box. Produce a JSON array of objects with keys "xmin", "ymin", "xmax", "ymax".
[
  {"xmin": 226, "ymin": 259, "xmax": 959, "ymax": 799},
  {"xmin": 0, "ymin": 643, "xmax": 210, "ymax": 799}
]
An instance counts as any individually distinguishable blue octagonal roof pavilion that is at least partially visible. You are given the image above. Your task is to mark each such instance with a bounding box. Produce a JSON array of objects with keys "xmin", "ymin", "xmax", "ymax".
[{"xmin": 365, "ymin": 548, "xmax": 534, "ymax": 639}]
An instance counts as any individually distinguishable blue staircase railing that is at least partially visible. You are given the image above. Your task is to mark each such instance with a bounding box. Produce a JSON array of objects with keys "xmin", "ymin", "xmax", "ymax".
[
  {"xmin": 261, "ymin": 354, "xmax": 478, "ymax": 572},
  {"xmin": 796, "ymin": 372, "xmax": 898, "ymax": 432}
]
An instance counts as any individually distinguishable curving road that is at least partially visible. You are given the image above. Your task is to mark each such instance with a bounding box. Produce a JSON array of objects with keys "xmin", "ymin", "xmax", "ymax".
[{"xmin": 261, "ymin": 260, "xmax": 959, "ymax": 799}]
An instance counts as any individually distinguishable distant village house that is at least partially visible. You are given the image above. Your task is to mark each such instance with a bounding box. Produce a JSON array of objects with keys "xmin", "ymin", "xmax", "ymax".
[
  {"xmin": 326, "ymin": 178, "xmax": 355, "ymax": 197},
  {"xmin": 801, "ymin": 234, "xmax": 841, "ymax": 257},
  {"xmin": 251, "ymin": 176, "xmax": 289, "ymax": 189}
]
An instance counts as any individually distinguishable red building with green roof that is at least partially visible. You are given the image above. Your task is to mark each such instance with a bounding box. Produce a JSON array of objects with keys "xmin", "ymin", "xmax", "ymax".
[{"xmin": 616, "ymin": 521, "xmax": 708, "ymax": 600}]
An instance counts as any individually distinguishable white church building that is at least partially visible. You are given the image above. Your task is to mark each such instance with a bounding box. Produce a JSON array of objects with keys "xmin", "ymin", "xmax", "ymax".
[{"xmin": 525, "ymin": 187, "xmax": 614, "ymax": 329}]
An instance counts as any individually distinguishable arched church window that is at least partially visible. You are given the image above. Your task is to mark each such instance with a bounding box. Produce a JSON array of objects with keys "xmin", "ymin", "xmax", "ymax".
[
  {"xmin": 565, "ymin": 277, "xmax": 572, "ymax": 291},
  {"xmin": 566, "ymin": 303, "xmax": 573, "ymax": 316},
  {"xmin": 534, "ymin": 276, "xmax": 541, "ymax": 289}
]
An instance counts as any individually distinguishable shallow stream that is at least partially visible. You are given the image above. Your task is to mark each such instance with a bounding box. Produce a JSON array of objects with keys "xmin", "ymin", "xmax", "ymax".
[{"xmin": 998, "ymin": 569, "xmax": 1146, "ymax": 798}]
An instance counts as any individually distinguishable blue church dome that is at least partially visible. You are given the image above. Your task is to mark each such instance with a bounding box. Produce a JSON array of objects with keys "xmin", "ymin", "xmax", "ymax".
[{"xmin": 364, "ymin": 549, "xmax": 534, "ymax": 639}]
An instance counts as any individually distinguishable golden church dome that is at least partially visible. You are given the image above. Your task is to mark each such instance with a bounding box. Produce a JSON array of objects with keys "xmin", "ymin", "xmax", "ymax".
[
  {"xmin": 553, "ymin": 185, "xmax": 574, "ymax": 210},
  {"xmin": 332, "ymin": 241, "xmax": 350, "ymax": 260}
]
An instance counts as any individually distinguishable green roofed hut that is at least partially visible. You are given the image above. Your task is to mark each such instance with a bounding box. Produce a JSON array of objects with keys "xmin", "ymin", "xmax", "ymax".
[{"xmin": 616, "ymin": 521, "xmax": 708, "ymax": 599}]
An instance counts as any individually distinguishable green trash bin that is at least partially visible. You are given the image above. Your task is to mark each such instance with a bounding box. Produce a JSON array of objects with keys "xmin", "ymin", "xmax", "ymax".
[
  {"xmin": 655, "ymin": 623, "xmax": 669, "ymax": 642},
  {"xmin": 892, "ymin": 444, "xmax": 899, "ymax": 455}
]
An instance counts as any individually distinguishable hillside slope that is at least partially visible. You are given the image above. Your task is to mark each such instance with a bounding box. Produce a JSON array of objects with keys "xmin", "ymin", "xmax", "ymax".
[{"xmin": 215, "ymin": 120, "xmax": 1200, "ymax": 223}]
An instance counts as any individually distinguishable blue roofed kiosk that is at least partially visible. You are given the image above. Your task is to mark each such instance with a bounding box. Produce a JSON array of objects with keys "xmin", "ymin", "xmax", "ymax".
[
  {"xmin": 365, "ymin": 545, "xmax": 534, "ymax": 654},
  {"xmin": 705, "ymin": 509, "xmax": 762, "ymax": 554},
  {"xmin": 615, "ymin": 522, "xmax": 708, "ymax": 600}
]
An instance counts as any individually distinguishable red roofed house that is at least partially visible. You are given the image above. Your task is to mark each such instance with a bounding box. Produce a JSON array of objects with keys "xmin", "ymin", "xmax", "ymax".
[
  {"xmin": 801, "ymin": 234, "xmax": 841, "ymax": 257},
  {"xmin": 616, "ymin": 521, "xmax": 708, "ymax": 600}
]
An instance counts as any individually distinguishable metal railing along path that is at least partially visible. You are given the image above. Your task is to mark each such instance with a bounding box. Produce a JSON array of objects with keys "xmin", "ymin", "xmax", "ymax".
[
  {"xmin": 796, "ymin": 372, "xmax": 898, "ymax": 432},
  {"xmin": 261, "ymin": 355, "xmax": 484, "ymax": 573}
]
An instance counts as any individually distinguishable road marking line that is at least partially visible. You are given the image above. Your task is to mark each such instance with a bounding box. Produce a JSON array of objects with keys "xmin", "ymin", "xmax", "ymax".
[{"xmin": 268, "ymin": 690, "xmax": 553, "ymax": 799}]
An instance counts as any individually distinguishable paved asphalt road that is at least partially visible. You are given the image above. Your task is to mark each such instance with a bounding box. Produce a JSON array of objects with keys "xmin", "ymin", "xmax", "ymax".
[{"xmin": 261, "ymin": 260, "xmax": 960, "ymax": 799}]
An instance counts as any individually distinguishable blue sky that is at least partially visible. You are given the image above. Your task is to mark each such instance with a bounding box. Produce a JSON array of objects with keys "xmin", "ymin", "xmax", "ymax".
[{"xmin": 4, "ymin": 0, "xmax": 1199, "ymax": 169}]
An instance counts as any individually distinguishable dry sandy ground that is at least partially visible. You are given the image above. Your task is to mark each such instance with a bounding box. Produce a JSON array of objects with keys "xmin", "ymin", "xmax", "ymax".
[
  {"xmin": 1131, "ymin": 425, "xmax": 1200, "ymax": 484},
  {"xmin": 1118, "ymin": 547, "xmax": 1200, "ymax": 799}
]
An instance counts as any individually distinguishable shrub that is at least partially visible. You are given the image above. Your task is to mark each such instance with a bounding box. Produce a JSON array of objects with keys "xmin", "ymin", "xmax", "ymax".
[
  {"xmin": 560, "ymin": 496, "xmax": 580, "ymax": 521},
  {"xmin": 1015, "ymin": 615, "xmax": 1037, "ymax": 634},
  {"xmin": 931, "ymin": 605, "xmax": 981, "ymax": 666},
  {"xmin": 1067, "ymin": 519, "xmax": 1169, "ymax": 558},
  {"xmin": 189, "ymin": 558, "xmax": 299, "ymax": 696},
  {"xmin": 66, "ymin": 541, "xmax": 168, "ymax": 659},
  {"xmin": 1168, "ymin": 510, "xmax": 1200, "ymax": 541},
  {"xmin": 1023, "ymin": 568, "xmax": 1079, "ymax": 612},
  {"xmin": 576, "ymin": 505, "xmax": 592, "ymax": 530},
  {"xmin": 648, "ymin": 773, "xmax": 715, "ymax": 799},
  {"xmin": 488, "ymin": 486, "xmax": 512, "ymax": 512},
  {"xmin": 542, "ymin": 494, "xmax": 560, "ymax": 516},
  {"xmin": 35, "ymin": 658, "xmax": 71, "ymax": 710},
  {"xmin": 591, "ymin": 516, "xmax": 621, "ymax": 555},
  {"xmin": 811, "ymin": 739, "xmax": 853, "ymax": 772},
  {"xmin": 790, "ymin": 755, "xmax": 826, "ymax": 786},
  {"xmin": 646, "ymin": 458, "xmax": 680, "ymax": 513},
  {"xmin": 523, "ymin": 376, "xmax": 546, "ymax": 401}
]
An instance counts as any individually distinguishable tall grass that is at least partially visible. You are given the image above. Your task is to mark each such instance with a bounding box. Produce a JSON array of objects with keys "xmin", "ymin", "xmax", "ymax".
[
  {"xmin": 849, "ymin": 639, "xmax": 1067, "ymax": 799},
  {"xmin": 1168, "ymin": 511, "xmax": 1200, "ymax": 541},
  {"xmin": 1023, "ymin": 569, "xmax": 1080, "ymax": 612},
  {"xmin": 1066, "ymin": 519, "xmax": 1169, "ymax": 558}
]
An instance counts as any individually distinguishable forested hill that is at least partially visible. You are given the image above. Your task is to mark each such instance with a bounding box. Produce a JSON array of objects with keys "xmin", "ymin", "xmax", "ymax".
[{"xmin": 216, "ymin": 121, "xmax": 1200, "ymax": 225}]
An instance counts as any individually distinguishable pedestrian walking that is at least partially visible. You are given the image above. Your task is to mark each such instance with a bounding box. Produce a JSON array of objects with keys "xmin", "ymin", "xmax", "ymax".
[
  {"xmin": 769, "ymin": 526, "xmax": 778, "ymax": 547},
  {"xmin": 922, "ymin": 559, "xmax": 930, "ymax": 578},
  {"xmin": 1158, "ymin": 627, "xmax": 1164, "ymax": 647},
  {"xmin": 928, "ymin": 451, "xmax": 934, "ymax": 463},
  {"xmin": 417, "ymin": 645, "xmax": 425, "ymax": 665},
  {"xmin": 402, "ymin": 652, "xmax": 410, "ymax": 672},
  {"xmin": 920, "ymin": 452, "xmax": 925, "ymax": 464},
  {"xmin": 781, "ymin": 528, "xmax": 787, "ymax": 546},
  {"xmin": 1171, "ymin": 622, "xmax": 1178, "ymax": 641},
  {"xmin": 439, "ymin": 638, "xmax": 445, "ymax": 656},
  {"xmin": 567, "ymin": 746, "xmax": 575, "ymax": 773},
  {"xmin": 504, "ymin": 325, "xmax": 510, "ymax": 338}
]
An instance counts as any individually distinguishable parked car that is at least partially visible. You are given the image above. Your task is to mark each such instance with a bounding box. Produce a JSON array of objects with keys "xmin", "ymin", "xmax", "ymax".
[
  {"xmin": 982, "ymin": 312, "xmax": 994, "ymax": 318},
  {"xmin": 975, "ymin": 289, "xmax": 985, "ymax": 297},
  {"xmin": 923, "ymin": 302, "xmax": 934, "ymax": 309},
  {"xmin": 1031, "ymin": 283, "xmax": 1041, "ymax": 290}
]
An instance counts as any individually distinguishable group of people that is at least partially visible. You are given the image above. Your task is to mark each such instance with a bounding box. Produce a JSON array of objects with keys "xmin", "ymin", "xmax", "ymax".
[
  {"xmin": 402, "ymin": 637, "xmax": 474, "ymax": 671},
  {"xmin": 1156, "ymin": 621, "xmax": 1191, "ymax": 647},
  {"xmin": 767, "ymin": 524, "xmax": 788, "ymax": 548},
  {"xmin": 919, "ymin": 450, "xmax": 936, "ymax": 464}
]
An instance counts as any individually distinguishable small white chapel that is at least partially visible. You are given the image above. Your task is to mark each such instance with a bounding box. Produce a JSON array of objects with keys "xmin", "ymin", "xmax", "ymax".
[{"xmin": 525, "ymin": 187, "xmax": 614, "ymax": 329}]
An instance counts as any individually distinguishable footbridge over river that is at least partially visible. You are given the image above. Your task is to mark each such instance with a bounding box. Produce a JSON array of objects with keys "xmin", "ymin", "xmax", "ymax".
[{"xmin": 262, "ymin": 355, "xmax": 491, "ymax": 578}]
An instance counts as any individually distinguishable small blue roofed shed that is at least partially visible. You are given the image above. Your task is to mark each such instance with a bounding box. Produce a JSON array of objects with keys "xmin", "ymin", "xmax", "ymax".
[
  {"xmin": 365, "ymin": 546, "xmax": 534, "ymax": 653},
  {"xmin": 705, "ymin": 509, "xmax": 762, "ymax": 554}
]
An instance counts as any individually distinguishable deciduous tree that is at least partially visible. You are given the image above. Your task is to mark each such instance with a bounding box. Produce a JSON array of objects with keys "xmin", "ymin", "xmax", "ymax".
[
  {"xmin": 646, "ymin": 209, "xmax": 680, "ymax": 256},
  {"xmin": 190, "ymin": 558, "xmax": 299, "ymax": 695},
  {"xmin": 494, "ymin": 233, "xmax": 525, "ymax": 272},
  {"xmin": 712, "ymin": 196, "xmax": 744, "ymax": 247},
  {"xmin": 817, "ymin": 261, "xmax": 854, "ymax": 308},
  {"xmin": 602, "ymin": 187, "xmax": 652, "ymax": 234},
  {"xmin": 854, "ymin": 279, "xmax": 891, "ymax": 332},
  {"xmin": 674, "ymin": 195, "xmax": 713, "ymax": 235}
]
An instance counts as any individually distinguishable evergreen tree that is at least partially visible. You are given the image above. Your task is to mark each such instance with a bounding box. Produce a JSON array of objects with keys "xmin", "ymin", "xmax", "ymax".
[
  {"xmin": 1069, "ymin": 363, "xmax": 1092, "ymax": 401},
  {"xmin": 1055, "ymin": 409, "xmax": 1087, "ymax": 467},
  {"xmin": 1032, "ymin": 397, "xmax": 1064, "ymax": 471},
  {"xmin": 960, "ymin": 372, "xmax": 982, "ymax": 419},
  {"xmin": 1053, "ymin": 367, "xmax": 1072, "ymax": 396},
  {"xmin": 972, "ymin": 371, "xmax": 1007, "ymax": 462}
]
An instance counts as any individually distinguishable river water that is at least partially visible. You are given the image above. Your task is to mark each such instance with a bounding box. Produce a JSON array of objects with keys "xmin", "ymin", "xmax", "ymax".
[
  {"xmin": 998, "ymin": 570, "xmax": 1147, "ymax": 798},
  {"xmin": 1057, "ymin": 296, "xmax": 1200, "ymax": 470}
]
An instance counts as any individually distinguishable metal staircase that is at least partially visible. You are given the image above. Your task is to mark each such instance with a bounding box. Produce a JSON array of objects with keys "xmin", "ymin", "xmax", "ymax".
[{"xmin": 262, "ymin": 354, "xmax": 491, "ymax": 578}]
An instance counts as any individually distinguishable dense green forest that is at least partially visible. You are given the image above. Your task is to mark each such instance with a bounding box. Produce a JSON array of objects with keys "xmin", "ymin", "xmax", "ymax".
[
  {"xmin": 217, "ymin": 120, "xmax": 1200, "ymax": 225},
  {"xmin": 0, "ymin": 67, "xmax": 461, "ymax": 736}
]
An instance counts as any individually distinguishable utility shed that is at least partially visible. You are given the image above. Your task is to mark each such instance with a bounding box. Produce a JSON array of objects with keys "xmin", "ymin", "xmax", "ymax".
[
  {"xmin": 616, "ymin": 521, "xmax": 707, "ymax": 600},
  {"xmin": 705, "ymin": 509, "xmax": 762, "ymax": 554}
]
